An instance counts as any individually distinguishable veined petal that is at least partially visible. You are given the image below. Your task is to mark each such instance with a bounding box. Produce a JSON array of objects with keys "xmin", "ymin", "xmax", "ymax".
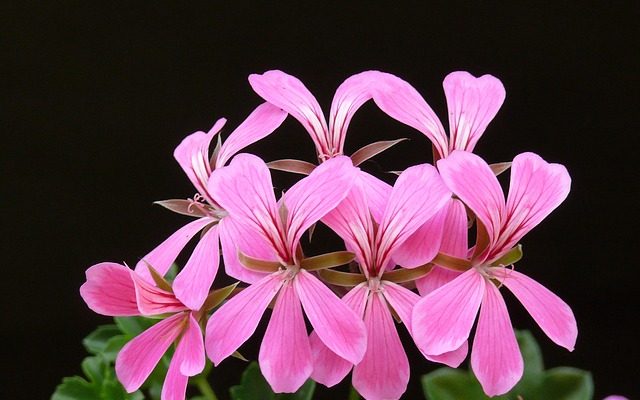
[
  {"xmin": 259, "ymin": 281, "xmax": 312, "ymax": 393},
  {"xmin": 249, "ymin": 70, "xmax": 330, "ymax": 155},
  {"xmin": 437, "ymin": 151, "xmax": 505, "ymax": 256},
  {"xmin": 208, "ymin": 153, "xmax": 285, "ymax": 257},
  {"xmin": 416, "ymin": 266, "xmax": 462, "ymax": 296},
  {"xmin": 492, "ymin": 268, "xmax": 577, "ymax": 351},
  {"xmin": 214, "ymin": 103, "xmax": 287, "ymax": 168},
  {"xmin": 357, "ymin": 170, "xmax": 392, "ymax": 224},
  {"xmin": 494, "ymin": 152, "xmax": 571, "ymax": 257},
  {"xmin": 161, "ymin": 354, "xmax": 189, "ymax": 400},
  {"xmin": 135, "ymin": 218, "xmax": 214, "ymax": 282},
  {"xmin": 80, "ymin": 262, "xmax": 139, "ymax": 316},
  {"xmin": 310, "ymin": 283, "xmax": 369, "ymax": 387},
  {"xmin": 471, "ymin": 282, "xmax": 523, "ymax": 396},
  {"xmin": 370, "ymin": 72, "xmax": 449, "ymax": 159},
  {"xmin": 353, "ymin": 292, "xmax": 409, "ymax": 400},
  {"xmin": 116, "ymin": 313, "xmax": 185, "ymax": 392},
  {"xmin": 329, "ymin": 71, "xmax": 379, "ymax": 153},
  {"xmin": 218, "ymin": 216, "xmax": 275, "ymax": 284},
  {"xmin": 130, "ymin": 271, "xmax": 187, "ymax": 316},
  {"xmin": 381, "ymin": 281, "xmax": 420, "ymax": 332},
  {"xmin": 283, "ymin": 156, "xmax": 357, "ymax": 256},
  {"xmin": 173, "ymin": 119, "xmax": 226, "ymax": 203},
  {"xmin": 178, "ymin": 313, "xmax": 206, "ymax": 376},
  {"xmin": 412, "ymin": 268, "xmax": 485, "ymax": 355},
  {"xmin": 295, "ymin": 269, "xmax": 366, "ymax": 364},
  {"xmin": 392, "ymin": 204, "xmax": 446, "ymax": 268},
  {"xmin": 424, "ymin": 341, "xmax": 469, "ymax": 368},
  {"xmin": 205, "ymin": 271, "xmax": 285, "ymax": 365},
  {"xmin": 173, "ymin": 225, "xmax": 220, "ymax": 310},
  {"xmin": 377, "ymin": 163, "xmax": 451, "ymax": 270},
  {"xmin": 443, "ymin": 71, "xmax": 506, "ymax": 153}
]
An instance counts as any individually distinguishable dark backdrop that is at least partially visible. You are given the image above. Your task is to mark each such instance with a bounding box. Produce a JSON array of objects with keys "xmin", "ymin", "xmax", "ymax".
[{"xmin": 4, "ymin": 2, "xmax": 638, "ymax": 399}]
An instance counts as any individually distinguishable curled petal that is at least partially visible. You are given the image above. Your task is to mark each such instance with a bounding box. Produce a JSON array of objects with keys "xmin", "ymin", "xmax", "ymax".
[
  {"xmin": 80, "ymin": 262, "xmax": 139, "ymax": 316},
  {"xmin": 259, "ymin": 281, "xmax": 312, "ymax": 393},
  {"xmin": 424, "ymin": 341, "xmax": 469, "ymax": 368},
  {"xmin": 178, "ymin": 313, "xmax": 206, "ymax": 376},
  {"xmin": 130, "ymin": 271, "xmax": 187, "ymax": 316},
  {"xmin": 471, "ymin": 282, "xmax": 523, "ymax": 396}
]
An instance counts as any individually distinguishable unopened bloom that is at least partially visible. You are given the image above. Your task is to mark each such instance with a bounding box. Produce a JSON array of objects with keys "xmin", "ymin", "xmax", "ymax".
[
  {"xmin": 412, "ymin": 150, "xmax": 577, "ymax": 396},
  {"xmin": 204, "ymin": 154, "xmax": 366, "ymax": 392},
  {"xmin": 80, "ymin": 263, "xmax": 207, "ymax": 400},
  {"xmin": 136, "ymin": 103, "xmax": 286, "ymax": 308},
  {"xmin": 312, "ymin": 164, "xmax": 452, "ymax": 400}
]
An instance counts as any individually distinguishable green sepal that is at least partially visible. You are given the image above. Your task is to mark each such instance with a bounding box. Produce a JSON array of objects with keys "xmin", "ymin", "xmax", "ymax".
[
  {"xmin": 300, "ymin": 251, "xmax": 355, "ymax": 271},
  {"xmin": 493, "ymin": 244, "xmax": 523, "ymax": 266},
  {"xmin": 201, "ymin": 282, "xmax": 240, "ymax": 311}
]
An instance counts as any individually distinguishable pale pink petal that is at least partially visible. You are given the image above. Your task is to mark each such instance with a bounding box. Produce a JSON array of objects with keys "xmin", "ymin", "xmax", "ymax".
[
  {"xmin": 412, "ymin": 268, "xmax": 485, "ymax": 355},
  {"xmin": 295, "ymin": 269, "xmax": 366, "ymax": 364},
  {"xmin": 173, "ymin": 118, "xmax": 226, "ymax": 203},
  {"xmin": 130, "ymin": 271, "xmax": 187, "ymax": 316},
  {"xmin": 491, "ymin": 268, "xmax": 577, "ymax": 351},
  {"xmin": 208, "ymin": 153, "xmax": 286, "ymax": 257},
  {"xmin": 380, "ymin": 280, "xmax": 420, "ymax": 332},
  {"xmin": 353, "ymin": 292, "xmax": 409, "ymax": 400},
  {"xmin": 443, "ymin": 71, "xmax": 506, "ymax": 153},
  {"xmin": 135, "ymin": 218, "xmax": 214, "ymax": 282},
  {"xmin": 80, "ymin": 262, "xmax": 139, "ymax": 316},
  {"xmin": 471, "ymin": 282, "xmax": 523, "ymax": 396},
  {"xmin": 215, "ymin": 103, "xmax": 287, "ymax": 168},
  {"xmin": 218, "ymin": 216, "xmax": 274, "ymax": 284},
  {"xmin": 357, "ymin": 170, "xmax": 392, "ymax": 223},
  {"xmin": 392, "ymin": 204, "xmax": 447, "ymax": 268},
  {"xmin": 494, "ymin": 152, "xmax": 571, "ymax": 257},
  {"xmin": 328, "ymin": 71, "xmax": 378, "ymax": 153},
  {"xmin": 249, "ymin": 70, "xmax": 330, "ymax": 155},
  {"xmin": 178, "ymin": 313, "xmax": 206, "ymax": 376},
  {"xmin": 370, "ymin": 72, "xmax": 449, "ymax": 159},
  {"xmin": 437, "ymin": 151, "xmax": 505, "ymax": 255},
  {"xmin": 116, "ymin": 313, "xmax": 185, "ymax": 392},
  {"xmin": 376, "ymin": 163, "xmax": 451, "ymax": 270},
  {"xmin": 172, "ymin": 225, "xmax": 220, "ymax": 310},
  {"xmin": 161, "ymin": 354, "xmax": 189, "ymax": 400},
  {"xmin": 424, "ymin": 341, "xmax": 469, "ymax": 368},
  {"xmin": 259, "ymin": 281, "xmax": 312, "ymax": 393},
  {"xmin": 321, "ymin": 180, "xmax": 375, "ymax": 271},
  {"xmin": 310, "ymin": 283, "xmax": 369, "ymax": 387},
  {"xmin": 283, "ymin": 156, "xmax": 357, "ymax": 255},
  {"xmin": 205, "ymin": 271, "xmax": 285, "ymax": 365}
]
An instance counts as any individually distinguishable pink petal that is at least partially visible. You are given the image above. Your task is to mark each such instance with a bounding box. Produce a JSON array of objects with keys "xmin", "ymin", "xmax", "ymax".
[
  {"xmin": 172, "ymin": 225, "xmax": 220, "ymax": 310},
  {"xmin": 412, "ymin": 268, "xmax": 485, "ymax": 355},
  {"xmin": 416, "ymin": 266, "xmax": 462, "ymax": 296},
  {"xmin": 380, "ymin": 280, "xmax": 420, "ymax": 332},
  {"xmin": 353, "ymin": 292, "xmax": 409, "ymax": 400},
  {"xmin": 178, "ymin": 313, "xmax": 206, "ymax": 376},
  {"xmin": 443, "ymin": 71, "xmax": 506, "ymax": 153},
  {"xmin": 309, "ymin": 283, "xmax": 369, "ymax": 387},
  {"xmin": 283, "ymin": 155, "xmax": 357, "ymax": 256},
  {"xmin": 249, "ymin": 70, "xmax": 330, "ymax": 155},
  {"xmin": 208, "ymin": 153, "xmax": 286, "ymax": 258},
  {"xmin": 357, "ymin": 170, "xmax": 392, "ymax": 224},
  {"xmin": 218, "ymin": 216, "xmax": 275, "ymax": 284},
  {"xmin": 471, "ymin": 282, "xmax": 523, "ymax": 396},
  {"xmin": 80, "ymin": 262, "xmax": 139, "ymax": 316},
  {"xmin": 130, "ymin": 271, "xmax": 187, "ymax": 316},
  {"xmin": 116, "ymin": 313, "xmax": 185, "ymax": 392},
  {"xmin": 259, "ymin": 281, "xmax": 312, "ymax": 393},
  {"xmin": 370, "ymin": 72, "xmax": 449, "ymax": 159},
  {"xmin": 161, "ymin": 355, "xmax": 189, "ymax": 400},
  {"xmin": 173, "ymin": 118, "xmax": 226, "ymax": 203},
  {"xmin": 494, "ymin": 152, "xmax": 571, "ymax": 257},
  {"xmin": 392, "ymin": 204, "xmax": 447, "ymax": 268},
  {"xmin": 295, "ymin": 269, "xmax": 366, "ymax": 364},
  {"xmin": 437, "ymin": 151, "xmax": 505, "ymax": 256},
  {"xmin": 215, "ymin": 102, "xmax": 287, "ymax": 168},
  {"xmin": 492, "ymin": 268, "xmax": 577, "ymax": 351},
  {"xmin": 205, "ymin": 271, "xmax": 285, "ymax": 365},
  {"xmin": 424, "ymin": 341, "xmax": 469, "ymax": 368},
  {"xmin": 135, "ymin": 218, "xmax": 214, "ymax": 282},
  {"xmin": 376, "ymin": 163, "xmax": 451, "ymax": 270},
  {"xmin": 328, "ymin": 71, "xmax": 379, "ymax": 153}
]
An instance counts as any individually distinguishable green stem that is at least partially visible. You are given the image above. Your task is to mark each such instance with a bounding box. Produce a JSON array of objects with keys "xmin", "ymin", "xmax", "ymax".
[
  {"xmin": 194, "ymin": 375, "xmax": 218, "ymax": 400},
  {"xmin": 348, "ymin": 385, "xmax": 360, "ymax": 400}
]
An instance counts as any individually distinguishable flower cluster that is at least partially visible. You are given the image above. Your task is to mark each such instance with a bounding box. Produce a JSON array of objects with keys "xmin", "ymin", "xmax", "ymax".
[{"xmin": 80, "ymin": 70, "xmax": 577, "ymax": 400}]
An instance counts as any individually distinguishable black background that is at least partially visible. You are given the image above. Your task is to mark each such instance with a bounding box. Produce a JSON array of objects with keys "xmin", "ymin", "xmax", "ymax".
[{"xmin": 3, "ymin": 2, "xmax": 639, "ymax": 399}]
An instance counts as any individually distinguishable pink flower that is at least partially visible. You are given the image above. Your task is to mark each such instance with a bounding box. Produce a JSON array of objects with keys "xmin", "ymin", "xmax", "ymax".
[
  {"xmin": 204, "ymin": 154, "xmax": 367, "ymax": 393},
  {"xmin": 80, "ymin": 262, "xmax": 205, "ymax": 400},
  {"xmin": 412, "ymin": 150, "xmax": 577, "ymax": 396},
  {"xmin": 136, "ymin": 103, "xmax": 286, "ymax": 308},
  {"xmin": 311, "ymin": 163, "xmax": 453, "ymax": 400}
]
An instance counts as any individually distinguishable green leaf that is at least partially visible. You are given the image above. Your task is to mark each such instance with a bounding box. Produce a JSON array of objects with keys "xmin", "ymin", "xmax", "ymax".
[
  {"xmin": 80, "ymin": 356, "xmax": 104, "ymax": 385},
  {"xmin": 83, "ymin": 325, "xmax": 121, "ymax": 355},
  {"xmin": 52, "ymin": 376, "xmax": 97, "ymax": 400},
  {"xmin": 539, "ymin": 367, "xmax": 593, "ymax": 400},
  {"xmin": 277, "ymin": 380, "xmax": 316, "ymax": 400},
  {"xmin": 422, "ymin": 368, "xmax": 488, "ymax": 400},
  {"xmin": 516, "ymin": 330, "xmax": 544, "ymax": 374},
  {"xmin": 230, "ymin": 362, "xmax": 316, "ymax": 400},
  {"xmin": 114, "ymin": 316, "xmax": 156, "ymax": 337}
]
